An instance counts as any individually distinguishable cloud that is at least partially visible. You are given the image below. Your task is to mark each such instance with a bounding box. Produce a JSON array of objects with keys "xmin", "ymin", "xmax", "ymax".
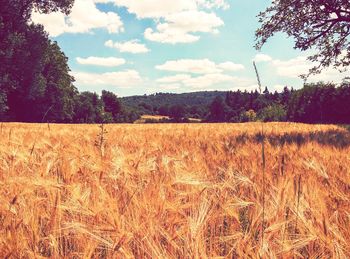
[
  {"xmin": 218, "ymin": 62, "xmax": 245, "ymax": 71},
  {"xmin": 197, "ymin": 0, "xmax": 230, "ymax": 10},
  {"xmin": 105, "ymin": 40, "xmax": 150, "ymax": 53},
  {"xmin": 107, "ymin": 0, "xmax": 229, "ymax": 18},
  {"xmin": 72, "ymin": 70, "xmax": 143, "ymax": 88},
  {"xmin": 156, "ymin": 59, "xmax": 245, "ymax": 74},
  {"xmin": 156, "ymin": 74, "xmax": 191, "ymax": 83},
  {"xmin": 257, "ymin": 53, "xmax": 350, "ymax": 83},
  {"xmin": 253, "ymin": 54, "xmax": 273, "ymax": 63},
  {"xmin": 112, "ymin": 0, "xmax": 197, "ymax": 19},
  {"xmin": 36, "ymin": 0, "xmax": 229, "ymax": 43},
  {"xmin": 144, "ymin": 11, "xmax": 224, "ymax": 44},
  {"xmin": 155, "ymin": 59, "xmax": 251, "ymax": 90},
  {"xmin": 158, "ymin": 84, "xmax": 182, "ymax": 90},
  {"xmin": 31, "ymin": 0, "xmax": 124, "ymax": 37},
  {"xmin": 270, "ymin": 56, "xmax": 350, "ymax": 82},
  {"xmin": 156, "ymin": 73, "xmax": 255, "ymax": 90},
  {"xmin": 155, "ymin": 57, "xmax": 252, "ymax": 90},
  {"xmin": 183, "ymin": 73, "xmax": 238, "ymax": 88},
  {"xmin": 98, "ymin": 0, "xmax": 228, "ymax": 44},
  {"xmin": 144, "ymin": 27, "xmax": 200, "ymax": 44},
  {"xmin": 76, "ymin": 56, "xmax": 126, "ymax": 67},
  {"xmin": 271, "ymin": 56, "xmax": 311, "ymax": 78}
]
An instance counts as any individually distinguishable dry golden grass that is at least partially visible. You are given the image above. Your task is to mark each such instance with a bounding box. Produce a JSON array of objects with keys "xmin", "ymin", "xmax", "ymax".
[
  {"xmin": 0, "ymin": 122, "xmax": 349, "ymax": 258},
  {"xmin": 139, "ymin": 115, "xmax": 171, "ymax": 120},
  {"xmin": 135, "ymin": 115, "xmax": 202, "ymax": 123}
]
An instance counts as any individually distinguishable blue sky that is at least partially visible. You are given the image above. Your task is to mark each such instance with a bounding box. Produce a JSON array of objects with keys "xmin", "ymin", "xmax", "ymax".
[{"xmin": 32, "ymin": 0, "xmax": 349, "ymax": 96}]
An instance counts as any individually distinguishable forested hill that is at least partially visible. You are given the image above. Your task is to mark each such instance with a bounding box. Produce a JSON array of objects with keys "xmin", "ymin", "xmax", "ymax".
[
  {"xmin": 119, "ymin": 83, "xmax": 350, "ymax": 124},
  {"xmin": 120, "ymin": 91, "xmax": 226, "ymax": 118}
]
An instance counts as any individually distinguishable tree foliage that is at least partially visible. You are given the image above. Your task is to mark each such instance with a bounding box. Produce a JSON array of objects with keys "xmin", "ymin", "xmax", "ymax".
[
  {"xmin": 256, "ymin": 0, "xmax": 350, "ymax": 76},
  {"xmin": 0, "ymin": 0, "xmax": 76, "ymax": 122},
  {"xmin": 0, "ymin": 0, "xmax": 131, "ymax": 123},
  {"xmin": 102, "ymin": 90, "xmax": 121, "ymax": 121},
  {"xmin": 208, "ymin": 96, "xmax": 227, "ymax": 122}
]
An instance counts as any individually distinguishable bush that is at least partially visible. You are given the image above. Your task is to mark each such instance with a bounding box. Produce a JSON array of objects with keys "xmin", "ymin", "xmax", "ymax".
[
  {"xmin": 259, "ymin": 104, "xmax": 287, "ymax": 122},
  {"xmin": 240, "ymin": 110, "xmax": 257, "ymax": 122}
]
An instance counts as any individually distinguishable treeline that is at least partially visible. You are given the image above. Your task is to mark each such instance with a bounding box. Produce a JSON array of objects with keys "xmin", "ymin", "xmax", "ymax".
[
  {"xmin": 121, "ymin": 91, "xmax": 227, "ymax": 119},
  {"xmin": 206, "ymin": 82, "xmax": 350, "ymax": 124},
  {"xmin": 130, "ymin": 82, "xmax": 350, "ymax": 125},
  {"xmin": 0, "ymin": 0, "xmax": 137, "ymax": 123}
]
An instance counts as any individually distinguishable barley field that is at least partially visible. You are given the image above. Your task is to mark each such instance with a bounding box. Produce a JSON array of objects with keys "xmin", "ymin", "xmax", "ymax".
[{"xmin": 0, "ymin": 123, "xmax": 349, "ymax": 258}]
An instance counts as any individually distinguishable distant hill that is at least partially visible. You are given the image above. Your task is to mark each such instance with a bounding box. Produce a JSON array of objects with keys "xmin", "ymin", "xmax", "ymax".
[{"xmin": 120, "ymin": 91, "xmax": 227, "ymax": 118}]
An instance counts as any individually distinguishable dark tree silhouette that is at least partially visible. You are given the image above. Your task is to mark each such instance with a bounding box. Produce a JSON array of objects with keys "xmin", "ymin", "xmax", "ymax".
[
  {"xmin": 208, "ymin": 96, "xmax": 226, "ymax": 122},
  {"xmin": 102, "ymin": 90, "xmax": 121, "ymax": 121},
  {"xmin": 0, "ymin": 0, "xmax": 76, "ymax": 122}
]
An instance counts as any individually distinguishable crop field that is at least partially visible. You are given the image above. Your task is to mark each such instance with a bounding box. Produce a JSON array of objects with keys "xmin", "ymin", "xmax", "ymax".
[
  {"xmin": 134, "ymin": 115, "xmax": 202, "ymax": 124},
  {"xmin": 0, "ymin": 123, "xmax": 349, "ymax": 258}
]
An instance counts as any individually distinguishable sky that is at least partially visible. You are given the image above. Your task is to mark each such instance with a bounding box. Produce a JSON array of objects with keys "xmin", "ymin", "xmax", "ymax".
[{"xmin": 31, "ymin": 0, "xmax": 350, "ymax": 97}]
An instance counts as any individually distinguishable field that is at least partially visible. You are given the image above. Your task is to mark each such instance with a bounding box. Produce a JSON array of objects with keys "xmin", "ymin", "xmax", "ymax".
[
  {"xmin": 0, "ymin": 123, "xmax": 349, "ymax": 258},
  {"xmin": 134, "ymin": 115, "xmax": 202, "ymax": 123}
]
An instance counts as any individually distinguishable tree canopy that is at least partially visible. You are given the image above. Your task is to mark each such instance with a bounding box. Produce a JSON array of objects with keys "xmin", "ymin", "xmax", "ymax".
[{"xmin": 255, "ymin": 0, "xmax": 350, "ymax": 76}]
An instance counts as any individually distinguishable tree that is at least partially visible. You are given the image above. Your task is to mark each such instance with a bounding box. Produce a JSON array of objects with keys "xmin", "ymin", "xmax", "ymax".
[
  {"xmin": 286, "ymin": 82, "xmax": 346, "ymax": 124},
  {"xmin": 259, "ymin": 104, "xmax": 287, "ymax": 122},
  {"xmin": 208, "ymin": 96, "xmax": 226, "ymax": 122},
  {"xmin": 169, "ymin": 105, "xmax": 185, "ymax": 122},
  {"xmin": 0, "ymin": 0, "xmax": 75, "ymax": 121},
  {"xmin": 42, "ymin": 41, "xmax": 77, "ymax": 122},
  {"xmin": 240, "ymin": 110, "xmax": 257, "ymax": 122},
  {"xmin": 256, "ymin": 0, "xmax": 350, "ymax": 76},
  {"xmin": 158, "ymin": 105, "xmax": 170, "ymax": 116},
  {"xmin": 101, "ymin": 90, "xmax": 121, "ymax": 121},
  {"xmin": 74, "ymin": 92, "xmax": 103, "ymax": 123},
  {"xmin": 281, "ymin": 86, "xmax": 291, "ymax": 105}
]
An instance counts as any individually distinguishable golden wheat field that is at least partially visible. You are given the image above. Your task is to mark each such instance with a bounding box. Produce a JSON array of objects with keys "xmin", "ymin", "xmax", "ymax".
[{"xmin": 0, "ymin": 123, "xmax": 350, "ymax": 258}]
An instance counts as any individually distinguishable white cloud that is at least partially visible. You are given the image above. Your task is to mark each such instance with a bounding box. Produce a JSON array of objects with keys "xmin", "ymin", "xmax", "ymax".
[
  {"xmin": 106, "ymin": 0, "xmax": 229, "ymax": 18},
  {"xmin": 156, "ymin": 59, "xmax": 220, "ymax": 74},
  {"xmin": 144, "ymin": 27, "xmax": 200, "ymax": 44},
  {"xmin": 270, "ymin": 56, "xmax": 349, "ymax": 82},
  {"xmin": 197, "ymin": 0, "xmax": 230, "ymax": 10},
  {"xmin": 105, "ymin": 40, "xmax": 150, "ymax": 53},
  {"xmin": 156, "ymin": 73, "xmax": 255, "ymax": 90},
  {"xmin": 41, "ymin": 0, "xmax": 229, "ymax": 43},
  {"xmin": 72, "ymin": 70, "xmax": 143, "ymax": 88},
  {"xmin": 98, "ymin": 0, "xmax": 228, "ymax": 44},
  {"xmin": 218, "ymin": 62, "xmax": 245, "ymax": 71},
  {"xmin": 254, "ymin": 54, "xmax": 273, "ymax": 63},
  {"xmin": 158, "ymin": 84, "xmax": 182, "ymax": 90},
  {"xmin": 32, "ymin": 0, "xmax": 123, "ymax": 37},
  {"xmin": 183, "ymin": 73, "xmax": 237, "ymax": 88},
  {"xmin": 257, "ymin": 54, "xmax": 350, "ymax": 83},
  {"xmin": 144, "ymin": 11, "xmax": 224, "ymax": 44},
  {"xmin": 271, "ymin": 56, "xmax": 311, "ymax": 78},
  {"xmin": 156, "ymin": 74, "xmax": 191, "ymax": 83},
  {"xmin": 156, "ymin": 59, "xmax": 245, "ymax": 74},
  {"xmin": 113, "ymin": 0, "xmax": 197, "ymax": 19},
  {"xmin": 76, "ymin": 56, "xmax": 126, "ymax": 67}
]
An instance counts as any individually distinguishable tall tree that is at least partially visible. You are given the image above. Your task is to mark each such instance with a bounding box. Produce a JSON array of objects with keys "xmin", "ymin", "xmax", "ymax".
[
  {"xmin": 0, "ymin": 0, "xmax": 75, "ymax": 121},
  {"xmin": 101, "ymin": 90, "xmax": 122, "ymax": 121},
  {"xmin": 208, "ymin": 96, "xmax": 226, "ymax": 122},
  {"xmin": 256, "ymin": 0, "xmax": 350, "ymax": 76}
]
